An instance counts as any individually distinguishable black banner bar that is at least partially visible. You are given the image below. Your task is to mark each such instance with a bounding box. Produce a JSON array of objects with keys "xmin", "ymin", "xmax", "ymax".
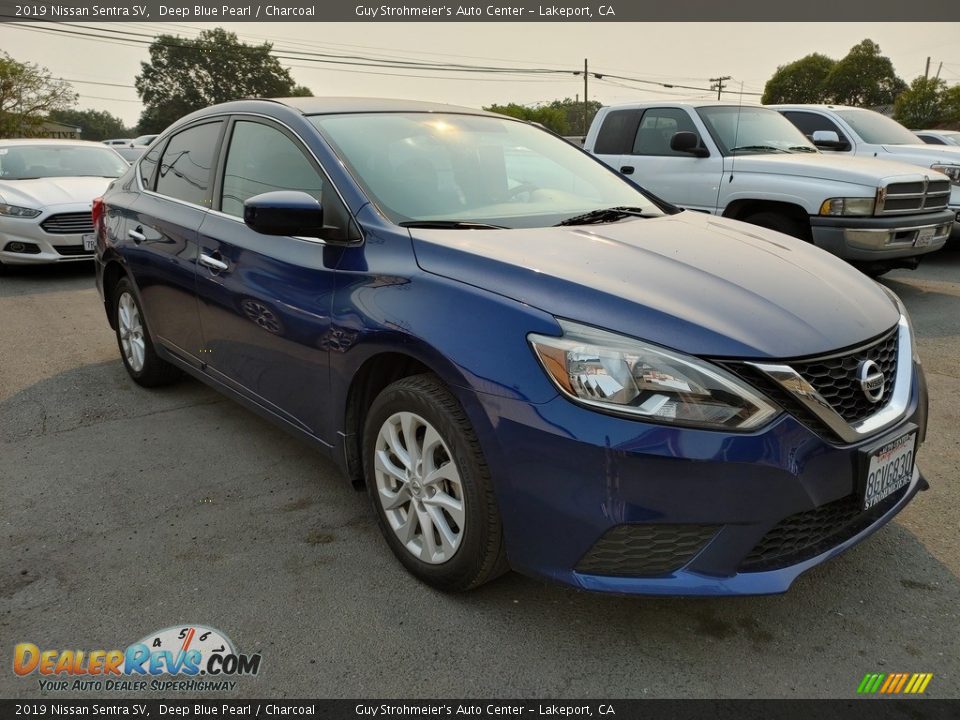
[
  {"xmin": 0, "ymin": 0, "xmax": 959, "ymax": 22},
  {"xmin": 1, "ymin": 700, "xmax": 959, "ymax": 719}
]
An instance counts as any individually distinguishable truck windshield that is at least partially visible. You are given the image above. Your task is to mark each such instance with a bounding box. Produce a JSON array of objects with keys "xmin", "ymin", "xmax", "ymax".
[
  {"xmin": 835, "ymin": 109, "xmax": 927, "ymax": 145},
  {"xmin": 695, "ymin": 106, "xmax": 817, "ymax": 156},
  {"xmin": 310, "ymin": 112, "xmax": 663, "ymax": 228}
]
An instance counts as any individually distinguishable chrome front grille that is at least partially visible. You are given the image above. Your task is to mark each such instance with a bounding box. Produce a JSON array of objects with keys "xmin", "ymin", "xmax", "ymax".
[
  {"xmin": 40, "ymin": 212, "xmax": 94, "ymax": 235},
  {"xmin": 791, "ymin": 328, "xmax": 898, "ymax": 424},
  {"xmin": 879, "ymin": 179, "xmax": 951, "ymax": 215}
]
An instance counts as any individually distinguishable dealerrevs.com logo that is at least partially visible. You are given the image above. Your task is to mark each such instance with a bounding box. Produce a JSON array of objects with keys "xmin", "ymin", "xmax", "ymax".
[{"xmin": 13, "ymin": 625, "xmax": 261, "ymax": 692}]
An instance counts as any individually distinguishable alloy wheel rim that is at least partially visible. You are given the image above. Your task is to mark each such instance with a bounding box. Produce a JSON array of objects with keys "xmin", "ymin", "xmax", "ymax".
[
  {"xmin": 374, "ymin": 411, "xmax": 465, "ymax": 564},
  {"xmin": 118, "ymin": 292, "xmax": 146, "ymax": 372}
]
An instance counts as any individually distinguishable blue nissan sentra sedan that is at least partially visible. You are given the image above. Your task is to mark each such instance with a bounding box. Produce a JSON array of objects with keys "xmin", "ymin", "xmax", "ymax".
[{"xmin": 94, "ymin": 98, "xmax": 928, "ymax": 595}]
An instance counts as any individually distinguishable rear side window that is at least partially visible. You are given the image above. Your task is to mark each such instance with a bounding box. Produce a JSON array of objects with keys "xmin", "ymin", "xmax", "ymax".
[
  {"xmin": 631, "ymin": 108, "xmax": 699, "ymax": 156},
  {"xmin": 594, "ymin": 109, "xmax": 641, "ymax": 155},
  {"xmin": 220, "ymin": 121, "xmax": 324, "ymax": 218},
  {"xmin": 782, "ymin": 111, "xmax": 848, "ymax": 146},
  {"xmin": 138, "ymin": 143, "xmax": 162, "ymax": 189},
  {"xmin": 154, "ymin": 121, "xmax": 223, "ymax": 206}
]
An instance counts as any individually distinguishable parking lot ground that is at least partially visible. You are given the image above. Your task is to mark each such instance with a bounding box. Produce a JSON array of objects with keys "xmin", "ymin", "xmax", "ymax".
[{"xmin": 1, "ymin": 254, "xmax": 959, "ymax": 699}]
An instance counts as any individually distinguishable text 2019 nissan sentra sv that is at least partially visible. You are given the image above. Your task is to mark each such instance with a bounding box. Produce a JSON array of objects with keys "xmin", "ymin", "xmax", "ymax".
[{"xmin": 94, "ymin": 98, "xmax": 928, "ymax": 595}]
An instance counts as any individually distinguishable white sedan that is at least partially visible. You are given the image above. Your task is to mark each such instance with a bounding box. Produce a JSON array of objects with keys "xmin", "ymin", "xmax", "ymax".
[{"xmin": 0, "ymin": 139, "xmax": 129, "ymax": 266}]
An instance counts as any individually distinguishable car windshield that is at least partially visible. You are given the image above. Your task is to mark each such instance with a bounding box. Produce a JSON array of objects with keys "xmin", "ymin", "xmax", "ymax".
[
  {"xmin": 940, "ymin": 132, "xmax": 960, "ymax": 146},
  {"xmin": 0, "ymin": 145, "xmax": 129, "ymax": 180},
  {"xmin": 695, "ymin": 106, "xmax": 817, "ymax": 155},
  {"xmin": 309, "ymin": 112, "xmax": 662, "ymax": 228},
  {"xmin": 834, "ymin": 109, "xmax": 921, "ymax": 145},
  {"xmin": 697, "ymin": 105, "xmax": 819, "ymax": 155}
]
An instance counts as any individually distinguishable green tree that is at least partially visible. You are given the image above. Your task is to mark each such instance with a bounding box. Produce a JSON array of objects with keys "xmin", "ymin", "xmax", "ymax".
[
  {"xmin": 135, "ymin": 28, "xmax": 311, "ymax": 133},
  {"xmin": 761, "ymin": 53, "xmax": 836, "ymax": 104},
  {"xmin": 0, "ymin": 52, "xmax": 76, "ymax": 138},
  {"xmin": 940, "ymin": 85, "xmax": 960, "ymax": 127},
  {"xmin": 822, "ymin": 39, "xmax": 906, "ymax": 106},
  {"xmin": 483, "ymin": 103, "xmax": 569, "ymax": 134},
  {"xmin": 48, "ymin": 108, "xmax": 129, "ymax": 141},
  {"xmin": 893, "ymin": 77, "xmax": 948, "ymax": 129},
  {"xmin": 546, "ymin": 97, "xmax": 602, "ymax": 135}
]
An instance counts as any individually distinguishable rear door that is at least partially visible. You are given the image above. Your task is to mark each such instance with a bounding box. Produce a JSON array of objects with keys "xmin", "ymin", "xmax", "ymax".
[
  {"xmin": 124, "ymin": 120, "xmax": 225, "ymax": 364},
  {"xmin": 194, "ymin": 117, "xmax": 342, "ymax": 439}
]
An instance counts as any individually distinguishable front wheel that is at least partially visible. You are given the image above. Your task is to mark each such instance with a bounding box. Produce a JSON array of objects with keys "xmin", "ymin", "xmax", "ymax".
[
  {"xmin": 363, "ymin": 374, "xmax": 508, "ymax": 591},
  {"xmin": 743, "ymin": 211, "xmax": 808, "ymax": 241}
]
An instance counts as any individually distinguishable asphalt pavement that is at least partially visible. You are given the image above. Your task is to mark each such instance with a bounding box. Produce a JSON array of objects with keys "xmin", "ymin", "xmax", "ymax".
[{"xmin": 1, "ymin": 252, "xmax": 958, "ymax": 699}]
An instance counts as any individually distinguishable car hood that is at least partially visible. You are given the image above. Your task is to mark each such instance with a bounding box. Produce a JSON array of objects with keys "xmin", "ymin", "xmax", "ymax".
[
  {"xmin": 727, "ymin": 152, "xmax": 943, "ymax": 186},
  {"xmin": 879, "ymin": 143, "xmax": 960, "ymax": 163},
  {"xmin": 411, "ymin": 211, "xmax": 899, "ymax": 359},
  {"xmin": 0, "ymin": 177, "xmax": 114, "ymax": 209}
]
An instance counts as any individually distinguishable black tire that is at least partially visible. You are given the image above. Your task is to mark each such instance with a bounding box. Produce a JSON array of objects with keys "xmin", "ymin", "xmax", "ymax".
[
  {"xmin": 363, "ymin": 373, "xmax": 508, "ymax": 591},
  {"xmin": 744, "ymin": 211, "xmax": 808, "ymax": 241},
  {"xmin": 112, "ymin": 277, "xmax": 180, "ymax": 387}
]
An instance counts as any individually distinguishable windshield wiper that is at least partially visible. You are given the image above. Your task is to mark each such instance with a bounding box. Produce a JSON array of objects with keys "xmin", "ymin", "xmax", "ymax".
[
  {"xmin": 788, "ymin": 145, "xmax": 818, "ymax": 153},
  {"xmin": 399, "ymin": 220, "xmax": 507, "ymax": 230},
  {"xmin": 555, "ymin": 206, "xmax": 652, "ymax": 226},
  {"xmin": 729, "ymin": 145, "xmax": 789, "ymax": 154}
]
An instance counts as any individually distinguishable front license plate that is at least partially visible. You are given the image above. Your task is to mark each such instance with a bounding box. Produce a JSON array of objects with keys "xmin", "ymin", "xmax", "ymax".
[
  {"xmin": 82, "ymin": 234, "xmax": 96, "ymax": 252},
  {"xmin": 914, "ymin": 227, "xmax": 935, "ymax": 247},
  {"xmin": 862, "ymin": 431, "xmax": 916, "ymax": 510}
]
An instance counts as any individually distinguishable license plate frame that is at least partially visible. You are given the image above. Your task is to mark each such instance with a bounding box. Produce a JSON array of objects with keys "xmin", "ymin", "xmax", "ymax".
[
  {"xmin": 858, "ymin": 424, "xmax": 917, "ymax": 511},
  {"xmin": 914, "ymin": 227, "xmax": 935, "ymax": 248},
  {"xmin": 82, "ymin": 234, "xmax": 96, "ymax": 252}
]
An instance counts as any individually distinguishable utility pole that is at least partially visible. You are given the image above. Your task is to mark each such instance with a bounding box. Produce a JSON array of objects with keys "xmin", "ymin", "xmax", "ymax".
[
  {"xmin": 925, "ymin": 57, "xmax": 931, "ymax": 79},
  {"xmin": 583, "ymin": 58, "xmax": 588, "ymax": 136},
  {"xmin": 935, "ymin": 62, "xmax": 943, "ymax": 80},
  {"xmin": 710, "ymin": 76, "xmax": 731, "ymax": 100}
]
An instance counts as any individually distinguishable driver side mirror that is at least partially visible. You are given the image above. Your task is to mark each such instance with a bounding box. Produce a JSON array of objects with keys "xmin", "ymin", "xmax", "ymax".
[
  {"xmin": 243, "ymin": 190, "xmax": 360, "ymax": 243},
  {"xmin": 811, "ymin": 130, "xmax": 849, "ymax": 151},
  {"xmin": 670, "ymin": 131, "xmax": 710, "ymax": 158}
]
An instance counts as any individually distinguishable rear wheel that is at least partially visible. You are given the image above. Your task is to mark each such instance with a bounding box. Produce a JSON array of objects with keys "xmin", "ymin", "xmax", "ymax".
[
  {"xmin": 744, "ymin": 211, "xmax": 808, "ymax": 241},
  {"xmin": 113, "ymin": 277, "xmax": 180, "ymax": 387},
  {"xmin": 363, "ymin": 374, "xmax": 508, "ymax": 591}
]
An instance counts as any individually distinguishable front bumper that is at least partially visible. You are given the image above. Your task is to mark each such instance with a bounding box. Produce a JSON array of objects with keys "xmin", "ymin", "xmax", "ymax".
[
  {"xmin": 810, "ymin": 209, "xmax": 953, "ymax": 260},
  {"xmin": 0, "ymin": 209, "xmax": 95, "ymax": 265},
  {"xmin": 471, "ymin": 362, "xmax": 928, "ymax": 596}
]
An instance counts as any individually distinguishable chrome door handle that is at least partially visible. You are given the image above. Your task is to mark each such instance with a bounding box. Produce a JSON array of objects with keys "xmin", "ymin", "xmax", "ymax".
[
  {"xmin": 199, "ymin": 253, "xmax": 228, "ymax": 272},
  {"xmin": 128, "ymin": 228, "xmax": 146, "ymax": 243}
]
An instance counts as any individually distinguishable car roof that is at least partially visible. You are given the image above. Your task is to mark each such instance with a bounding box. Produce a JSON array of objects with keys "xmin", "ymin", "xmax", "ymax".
[
  {"xmin": 188, "ymin": 96, "xmax": 501, "ymax": 118},
  {"xmin": 0, "ymin": 138, "xmax": 116, "ymax": 148},
  {"xmin": 602, "ymin": 99, "xmax": 763, "ymax": 110},
  {"xmin": 767, "ymin": 104, "xmax": 862, "ymax": 111}
]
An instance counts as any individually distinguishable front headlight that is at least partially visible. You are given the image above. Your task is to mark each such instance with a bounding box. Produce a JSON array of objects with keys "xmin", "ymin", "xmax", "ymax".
[
  {"xmin": 528, "ymin": 320, "xmax": 780, "ymax": 430},
  {"xmin": 0, "ymin": 203, "xmax": 41, "ymax": 218},
  {"xmin": 819, "ymin": 197, "xmax": 876, "ymax": 216},
  {"xmin": 930, "ymin": 164, "xmax": 960, "ymax": 185}
]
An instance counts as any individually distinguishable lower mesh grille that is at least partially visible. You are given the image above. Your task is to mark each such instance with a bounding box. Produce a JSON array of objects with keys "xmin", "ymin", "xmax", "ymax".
[
  {"xmin": 575, "ymin": 524, "xmax": 719, "ymax": 577},
  {"xmin": 54, "ymin": 245, "xmax": 94, "ymax": 257},
  {"xmin": 740, "ymin": 486, "xmax": 909, "ymax": 572}
]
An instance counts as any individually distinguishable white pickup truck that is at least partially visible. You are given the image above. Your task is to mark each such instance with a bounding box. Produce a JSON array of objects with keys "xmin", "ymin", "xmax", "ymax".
[
  {"xmin": 584, "ymin": 101, "xmax": 954, "ymax": 275},
  {"xmin": 772, "ymin": 104, "xmax": 960, "ymax": 240}
]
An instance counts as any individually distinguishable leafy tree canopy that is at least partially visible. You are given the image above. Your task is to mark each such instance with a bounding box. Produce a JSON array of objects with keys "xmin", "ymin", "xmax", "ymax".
[
  {"xmin": 893, "ymin": 77, "xmax": 949, "ymax": 129},
  {"xmin": 48, "ymin": 108, "xmax": 130, "ymax": 141},
  {"xmin": 135, "ymin": 28, "xmax": 311, "ymax": 133},
  {"xmin": 483, "ymin": 98, "xmax": 601, "ymax": 135},
  {"xmin": 761, "ymin": 53, "xmax": 836, "ymax": 105},
  {"xmin": 0, "ymin": 52, "xmax": 76, "ymax": 138},
  {"xmin": 822, "ymin": 39, "xmax": 906, "ymax": 106}
]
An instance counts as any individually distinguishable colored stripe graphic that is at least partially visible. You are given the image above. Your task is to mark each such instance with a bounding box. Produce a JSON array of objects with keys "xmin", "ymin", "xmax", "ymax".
[{"xmin": 858, "ymin": 672, "xmax": 932, "ymax": 694}]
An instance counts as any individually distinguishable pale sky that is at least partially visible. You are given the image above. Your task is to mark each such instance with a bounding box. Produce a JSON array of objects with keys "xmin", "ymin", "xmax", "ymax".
[{"xmin": 1, "ymin": 21, "xmax": 958, "ymax": 127}]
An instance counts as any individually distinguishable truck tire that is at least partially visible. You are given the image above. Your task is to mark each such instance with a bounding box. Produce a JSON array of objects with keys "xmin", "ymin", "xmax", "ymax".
[{"xmin": 743, "ymin": 211, "xmax": 808, "ymax": 241}]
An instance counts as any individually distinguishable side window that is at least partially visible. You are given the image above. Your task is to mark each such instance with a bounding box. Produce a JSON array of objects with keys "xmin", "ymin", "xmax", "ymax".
[
  {"xmin": 154, "ymin": 121, "xmax": 223, "ymax": 206},
  {"xmin": 918, "ymin": 134, "xmax": 945, "ymax": 145},
  {"xmin": 782, "ymin": 111, "xmax": 849, "ymax": 147},
  {"xmin": 631, "ymin": 108, "xmax": 699, "ymax": 156},
  {"xmin": 138, "ymin": 142, "xmax": 162, "ymax": 189},
  {"xmin": 594, "ymin": 109, "xmax": 641, "ymax": 155},
  {"xmin": 220, "ymin": 121, "xmax": 324, "ymax": 218}
]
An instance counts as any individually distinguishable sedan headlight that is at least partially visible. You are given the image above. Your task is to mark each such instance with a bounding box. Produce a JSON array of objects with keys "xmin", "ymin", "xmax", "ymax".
[
  {"xmin": 0, "ymin": 203, "xmax": 41, "ymax": 218},
  {"xmin": 819, "ymin": 197, "xmax": 876, "ymax": 216},
  {"xmin": 930, "ymin": 163, "xmax": 960, "ymax": 185},
  {"xmin": 529, "ymin": 320, "xmax": 779, "ymax": 430}
]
